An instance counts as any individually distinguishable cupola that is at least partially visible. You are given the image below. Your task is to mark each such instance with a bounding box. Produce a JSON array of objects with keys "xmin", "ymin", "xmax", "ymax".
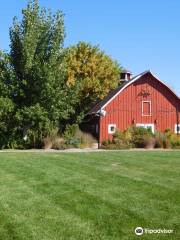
[{"xmin": 120, "ymin": 68, "xmax": 132, "ymax": 83}]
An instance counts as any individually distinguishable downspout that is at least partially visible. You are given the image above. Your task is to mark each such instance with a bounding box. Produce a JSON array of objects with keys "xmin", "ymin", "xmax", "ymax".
[
  {"xmin": 98, "ymin": 115, "xmax": 101, "ymax": 149},
  {"xmin": 176, "ymin": 106, "xmax": 179, "ymax": 135}
]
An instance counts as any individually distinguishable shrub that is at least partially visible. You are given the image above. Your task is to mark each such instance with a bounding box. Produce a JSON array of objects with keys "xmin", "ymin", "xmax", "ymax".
[
  {"xmin": 154, "ymin": 131, "xmax": 173, "ymax": 149},
  {"xmin": 78, "ymin": 132, "xmax": 97, "ymax": 148},
  {"xmin": 154, "ymin": 132, "xmax": 164, "ymax": 148},
  {"xmin": 102, "ymin": 139, "xmax": 111, "ymax": 146},
  {"xmin": 6, "ymin": 136, "xmax": 25, "ymax": 150},
  {"xmin": 63, "ymin": 124, "xmax": 79, "ymax": 143},
  {"xmin": 102, "ymin": 127, "xmax": 179, "ymax": 150},
  {"xmin": 170, "ymin": 134, "xmax": 180, "ymax": 149},
  {"xmin": 101, "ymin": 129, "xmax": 131, "ymax": 149},
  {"xmin": 113, "ymin": 129, "xmax": 127, "ymax": 145},
  {"xmin": 143, "ymin": 135, "xmax": 155, "ymax": 149},
  {"xmin": 128, "ymin": 126, "xmax": 153, "ymax": 148},
  {"xmin": 164, "ymin": 128, "xmax": 172, "ymax": 138},
  {"xmin": 113, "ymin": 129, "xmax": 124, "ymax": 140},
  {"xmin": 42, "ymin": 137, "xmax": 52, "ymax": 150},
  {"xmin": 63, "ymin": 124, "xmax": 97, "ymax": 148},
  {"xmin": 101, "ymin": 143, "xmax": 130, "ymax": 150},
  {"xmin": 123, "ymin": 128, "xmax": 133, "ymax": 145},
  {"xmin": 42, "ymin": 128, "xmax": 67, "ymax": 150},
  {"xmin": 52, "ymin": 137, "xmax": 66, "ymax": 150}
]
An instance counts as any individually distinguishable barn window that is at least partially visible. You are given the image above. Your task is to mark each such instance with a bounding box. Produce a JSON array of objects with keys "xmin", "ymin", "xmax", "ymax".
[
  {"xmin": 142, "ymin": 101, "xmax": 151, "ymax": 116},
  {"xmin": 108, "ymin": 124, "xmax": 116, "ymax": 134},
  {"xmin": 174, "ymin": 124, "xmax": 180, "ymax": 134}
]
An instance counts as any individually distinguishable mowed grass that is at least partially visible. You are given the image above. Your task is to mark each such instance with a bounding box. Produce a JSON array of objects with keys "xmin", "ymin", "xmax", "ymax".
[{"xmin": 0, "ymin": 151, "xmax": 179, "ymax": 240}]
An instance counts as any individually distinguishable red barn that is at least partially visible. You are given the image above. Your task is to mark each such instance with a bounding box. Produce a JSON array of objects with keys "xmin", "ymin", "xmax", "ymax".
[{"xmin": 85, "ymin": 70, "xmax": 180, "ymax": 145}]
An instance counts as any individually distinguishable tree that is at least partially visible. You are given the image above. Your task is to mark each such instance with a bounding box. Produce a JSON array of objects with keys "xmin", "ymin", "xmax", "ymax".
[
  {"xmin": 65, "ymin": 42, "xmax": 121, "ymax": 122},
  {"xmin": 0, "ymin": 1, "xmax": 122, "ymax": 148},
  {"xmin": 2, "ymin": 0, "xmax": 76, "ymax": 147},
  {"xmin": 0, "ymin": 51, "xmax": 15, "ymax": 147}
]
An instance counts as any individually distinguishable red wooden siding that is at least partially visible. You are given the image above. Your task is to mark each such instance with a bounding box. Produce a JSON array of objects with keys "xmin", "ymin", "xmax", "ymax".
[{"xmin": 99, "ymin": 73, "xmax": 180, "ymax": 143}]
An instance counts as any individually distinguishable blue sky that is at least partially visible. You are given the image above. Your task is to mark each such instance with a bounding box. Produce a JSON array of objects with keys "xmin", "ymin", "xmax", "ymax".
[{"xmin": 0, "ymin": 0, "xmax": 179, "ymax": 95}]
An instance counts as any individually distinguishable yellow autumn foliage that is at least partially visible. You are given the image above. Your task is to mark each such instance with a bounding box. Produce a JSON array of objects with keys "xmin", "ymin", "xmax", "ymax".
[{"xmin": 65, "ymin": 42, "xmax": 121, "ymax": 100}]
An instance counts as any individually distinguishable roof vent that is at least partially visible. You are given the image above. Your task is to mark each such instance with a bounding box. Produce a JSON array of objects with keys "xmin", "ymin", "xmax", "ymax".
[{"xmin": 120, "ymin": 68, "xmax": 132, "ymax": 83}]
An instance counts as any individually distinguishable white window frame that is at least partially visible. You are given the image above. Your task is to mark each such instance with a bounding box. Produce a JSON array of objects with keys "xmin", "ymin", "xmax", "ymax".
[
  {"xmin": 142, "ymin": 101, "xmax": 152, "ymax": 116},
  {"xmin": 136, "ymin": 123, "xmax": 155, "ymax": 133},
  {"xmin": 174, "ymin": 124, "xmax": 180, "ymax": 134},
  {"xmin": 108, "ymin": 124, "xmax": 116, "ymax": 134}
]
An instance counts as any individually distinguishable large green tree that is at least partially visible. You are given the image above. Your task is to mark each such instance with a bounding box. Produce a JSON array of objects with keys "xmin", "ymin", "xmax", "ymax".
[
  {"xmin": 65, "ymin": 42, "xmax": 121, "ymax": 122},
  {"xmin": 1, "ymin": 0, "xmax": 76, "ymax": 147},
  {"xmin": 0, "ymin": 51, "xmax": 15, "ymax": 147}
]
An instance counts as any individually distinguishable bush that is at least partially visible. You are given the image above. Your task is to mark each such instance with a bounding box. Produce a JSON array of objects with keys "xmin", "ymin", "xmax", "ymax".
[
  {"xmin": 164, "ymin": 128, "xmax": 172, "ymax": 138},
  {"xmin": 6, "ymin": 136, "xmax": 25, "ymax": 150},
  {"xmin": 63, "ymin": 124, "xmax": 79, "ymax": 143},
  {"xmin": 154, "ymin": 132, "xmax": 164, "ymax": 148},
  {"xmin": 78, "ymin": 132, "xmax": 97, "ymax": 148},
  {"xmin": 42, "ymin": 128, "xmax": 68, "ymax": 150},
  {"xmin": 112, "ymin": 129, "xmax": 128, "ymax": 145},
  {"xmin": 143, "ymin": 135, "xmax": 155, "ymax": 149},
  {"xmin": 170, "ymin": 134, "xmax": 180, "ymax": 149},
  {"xmin": 102, "ymin": 139, "xmax": 111, "ymax": 146},
  {"xmin": 113, "ymin": 130, "xmax": 124, "ymax": 140},
  {"xmin": 154, "ymin": 131, "xmax": 179, "ymax": 149},
  {"xmin": 101, "ymin": 129, "xmax": 131, "ymax": 149},
  {"xmin": 101, "ymin": 143, "xmax": 130, "ymax": 150},
  {"xmin": 43, "ymin": 137, "xmax": 53, "ymax": 150},
  {"xmin": 63, "ymin": 124, "xmax": 97, "ymax": 148},
  {"xmin": 52, "ymin": 137, "xmax": 66, "ymax": 150},
  {"xmin": 102, "ymin": 126, "xmax": 155, "ymax": 149},
  {"xmin": 102, "ymin": 127, "xmax": 180, "ymax": 150},
  {"xmin": 128, "ymin": 126, "xmax": 153, "ymax": 148}
]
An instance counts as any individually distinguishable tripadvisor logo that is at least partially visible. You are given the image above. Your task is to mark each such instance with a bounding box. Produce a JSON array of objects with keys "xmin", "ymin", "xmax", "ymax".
[
  {"xmin": 135, "ymin": 227, "xmax": 143, "ymax": 236},
  {"xmin": 134, "ymin": 226, "xmax": 174, "ymax": 236}
]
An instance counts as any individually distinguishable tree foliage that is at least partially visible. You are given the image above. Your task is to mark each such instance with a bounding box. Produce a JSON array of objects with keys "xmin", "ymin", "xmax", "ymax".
[
  {"xmin": 0, "ymin": 0, "xmax": 77, "ymax": 147},
  {"xmin": 66, "ymin": 42, "xmax": 120, "ymax": 100},
  {"xmin": 0, "ymin": 51, "xmax": 16, "ymax": 147},
  {"xmin": 9, "ymin": 0, "xmax": 72, "ymax": 117},
  {"xmin": 65, "ymin": 42, "xmax": 121, "ymax": 122}
]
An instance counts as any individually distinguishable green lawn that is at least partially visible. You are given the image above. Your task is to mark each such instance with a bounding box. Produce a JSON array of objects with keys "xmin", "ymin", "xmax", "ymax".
[{"xmin": 0, "ymin": 151, "xmax": 179, "ymax": 240}]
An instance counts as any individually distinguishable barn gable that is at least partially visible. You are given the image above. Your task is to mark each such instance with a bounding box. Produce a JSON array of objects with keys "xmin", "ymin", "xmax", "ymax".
[{"xmin": 89, "ymin": 70, "xmax": 179, "ymax": 115}]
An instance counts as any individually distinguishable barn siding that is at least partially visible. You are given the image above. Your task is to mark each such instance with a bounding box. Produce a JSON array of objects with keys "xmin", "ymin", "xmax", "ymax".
[{"xmin": 99, "ymin": 73, "xmax": 180, "ymax": 143}]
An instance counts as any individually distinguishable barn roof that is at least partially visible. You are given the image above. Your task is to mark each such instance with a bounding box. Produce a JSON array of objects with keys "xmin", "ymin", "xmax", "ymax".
[{"xmin": 88, "ymin": 70, "xmax": 179, "ymax": 115}]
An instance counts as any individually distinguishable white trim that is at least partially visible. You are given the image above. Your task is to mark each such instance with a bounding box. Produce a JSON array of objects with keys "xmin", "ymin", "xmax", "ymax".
[
  {"xmin": 99, "ymin": 70, "xmax": 179, "ymax": 112},
  {"xmin": 136, "ymin": 123, "xmax": 155, "ymax": 133},
  {"xmin": 108, "ymin": 124, "xmax": 116, "ymax": 134},
  {"xmin": 125, "ymin": 73, "xmax": 128, "ymax": 80},
  {"xmin": 142, "ymin": 101, "xmax": 152, "ymax": 116},
  {"xmin": 174, "ymin": 124, "xmax": 180, "ymax": 134}
]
